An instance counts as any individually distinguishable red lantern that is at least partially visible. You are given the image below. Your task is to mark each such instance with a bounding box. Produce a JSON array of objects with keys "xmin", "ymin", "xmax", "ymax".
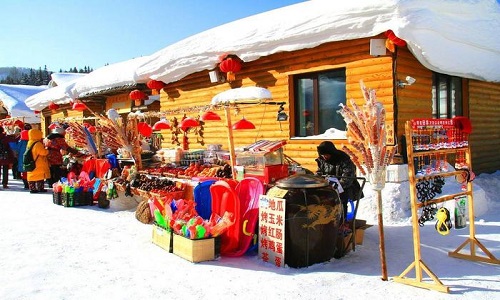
[
  {"xmin": 137, "ymin": 122, "xmax": 153, "ymax": 137},
  {"xmin": 48, "ymin": 102, "xmax": 60, "ymax": 113},
  {"xmin": 72, "ymin": 102, "xmax": 87, "ymax": 111},
  {"xmin": 129, "ymin": 89, "xmax": 148, "ymax": 106},
  {"xmin": 146, "ymin": 80, "xmax": 166, "ymax": 95},
  {"xmin": 34, "ymin": 110, "xmax": 40, "ymax": 114},
  {"xmin": 384, "ymin": 30, "xmax": 406, "ymax": 52},
  {"xmin": 219, "ymin": 56, "xmax": 242, "ymax": 82},
  {"xmin": 152, "ymin": 119, "xmax": 171, "ymax": 131}
]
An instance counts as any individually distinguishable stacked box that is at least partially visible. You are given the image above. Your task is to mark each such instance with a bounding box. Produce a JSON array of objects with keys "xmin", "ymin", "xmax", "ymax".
[
  {"xmin": 61, "ymin": 192, "xmax": 89, "ymax": 207},
  {"xmin": 152, "ymin": 224, "xmax": 173, "ymax": 253},
  {"xmin": 173, "ymin": 234, "xmax": 221, "ymax": 263},
  {"xmin": 52, "ymin": 192, "xmax": 62, "ymax": 205}
]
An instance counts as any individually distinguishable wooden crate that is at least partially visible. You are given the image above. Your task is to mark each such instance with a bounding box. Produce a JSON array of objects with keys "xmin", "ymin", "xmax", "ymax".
[
  {"xmin": 173, "ymin": 234, "xmax": 220, "ymax": 263},
  {"xmin": 152, "ymin": 224, "xmax": 173, "ymax": 253}
]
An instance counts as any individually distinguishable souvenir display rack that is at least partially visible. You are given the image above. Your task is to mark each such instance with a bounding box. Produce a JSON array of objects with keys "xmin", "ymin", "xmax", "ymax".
[{"xmin": 393, "ymin": 119, "xmax": 499, "ymax": 293}]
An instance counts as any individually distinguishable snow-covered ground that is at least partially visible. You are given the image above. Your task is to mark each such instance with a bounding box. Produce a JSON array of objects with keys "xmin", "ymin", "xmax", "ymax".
[{"xmin": 0, "ymin": 171, "xmax": 499, "ymax": 300}]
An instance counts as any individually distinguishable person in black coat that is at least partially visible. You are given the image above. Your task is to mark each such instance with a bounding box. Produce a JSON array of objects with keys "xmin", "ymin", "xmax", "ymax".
[{"xmin": 315, "ymin": 141, "xmax": 363, "ymax": 219}]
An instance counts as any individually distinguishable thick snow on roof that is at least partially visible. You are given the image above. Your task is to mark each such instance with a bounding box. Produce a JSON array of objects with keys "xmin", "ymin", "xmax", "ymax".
[
  {"xmin": 25, "ymin": 0, "xmax": 500, "ymax": 110},
  {"xmin": 0, "ymin": 84, "xmax": 46, "ymax": 123},
  {"xmin": 137, "ymin": 0, "xmax": 500, "ymax": 84},
  {"xmin": 26, "ymin": 56, "xmax": 151, "ymax": 110},
  {"xmin": 49, "ymin": 73, "xmax": 87, "ymax": 87}
]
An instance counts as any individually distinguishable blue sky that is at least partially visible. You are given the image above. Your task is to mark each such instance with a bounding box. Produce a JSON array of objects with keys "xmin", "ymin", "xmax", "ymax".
[{"xmin": 0, "ymin": 0, "xmax": 307, "ymax": 72}]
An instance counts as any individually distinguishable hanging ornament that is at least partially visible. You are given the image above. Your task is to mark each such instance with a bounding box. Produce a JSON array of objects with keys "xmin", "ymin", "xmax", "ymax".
[
  {"xmin": 129, "ymin": 89, "xmax": 148, "ymax": 106},
  {"xmin": 146, "ymin": 79, "xmax": 166, "ymax": 95},
  {"xmin": 48, "ymin": 102, "xmax": 60, "ymax": 113},
  {"xmin": 219, "ymin": 54, "xmax": 242, "ymax": 82}
]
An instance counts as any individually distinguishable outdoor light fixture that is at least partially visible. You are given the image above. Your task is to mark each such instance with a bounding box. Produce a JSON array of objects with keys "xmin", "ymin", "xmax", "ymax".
[
  {"xmin": 200, "ymin": 111, "xmax": 221, "ymax": 121},
  {"xmin": 397, "ymin": 76, "xmax": 416, "ymax": 88},
  {"xmin": 232, "ymin": 118, "xmax": 255, "ymax": 130},
  {"xmin": 152, "ymin": 119, "xmax": 171, "ymax": 131},
  {"xmin": 180, "ymin": 117, "xmax": 200, "ymax": 131},
  {"xmin": 277, "ymin": 104, "xmax": 288, "ymax": 121}
]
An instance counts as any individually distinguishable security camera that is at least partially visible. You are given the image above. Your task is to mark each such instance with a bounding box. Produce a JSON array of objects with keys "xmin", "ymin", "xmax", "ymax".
[
  {"xmin": 405, "ymin": 76, "xmax": 416, "ymax": 85},
  {"xmin": 397, "ymin": 76, "xmax": 416, "ymax": 88}
]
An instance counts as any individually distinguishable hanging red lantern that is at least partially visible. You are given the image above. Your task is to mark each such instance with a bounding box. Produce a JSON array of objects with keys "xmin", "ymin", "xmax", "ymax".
[
  {"xmin": 34, "ymin": 110, "xmax": 40, "ymax": 114},
  {"xmin": 219, "ymin": 56, "xmax": 242, "ymax": 82},
  {"xmin": 72, "ymin": 102, "xmax": 87, "ymax": 112},
  {"xmin": 137, "ymin": 122, "xmax": 153, "ymax": 137},
  {"xmin": 146, "ymin": 80, "xmax": 166, "ymax": 95},
  {"xmin": 48, "ymin": 102, "xmax": 60, "ymax": 113},
  {"xmin": 180, "ymin": 117, "xmax": 199, "ymax": 132},
  {"xmin": 152, "ymin": 119, "xmax": 171, "ymax": 131},
  {"xmin": 384, "ymin": 30, "xmax": 406, "ymax": 52},
  {"xmin": 200, "ymin": 111, "xmax": 221, "ymax": 121},
  {"xmin": 129, "ymin": 89, "xmax": 148, "ymax": 106}
]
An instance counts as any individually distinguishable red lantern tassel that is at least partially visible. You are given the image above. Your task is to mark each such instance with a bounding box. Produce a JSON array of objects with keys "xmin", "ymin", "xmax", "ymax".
[{"xmin": 226, "ymin": 71, "xmax": 235, "ymax": 82}]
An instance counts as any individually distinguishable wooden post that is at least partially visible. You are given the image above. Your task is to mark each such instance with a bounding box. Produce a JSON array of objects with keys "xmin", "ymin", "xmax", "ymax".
[
  {"xmin": 224, "ymin": 106, "xmax": 237, "ymax": 179},
  {"xmin": 376, "ymin": 189, "xmax": 388, "ymax": 281}
]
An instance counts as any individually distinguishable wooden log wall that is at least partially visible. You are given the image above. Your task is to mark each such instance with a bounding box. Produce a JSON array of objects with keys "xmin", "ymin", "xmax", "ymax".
[
  {"xmin": 468, "ymin": 80, "xmax": 500, "ymax": 173},
  {"xmin": 394, "ymin": 47, "xmax": 433, "ymax": 154},
  {"xmin": 158, "ymin": 37, "xmax": 396, "ymax": 172}
]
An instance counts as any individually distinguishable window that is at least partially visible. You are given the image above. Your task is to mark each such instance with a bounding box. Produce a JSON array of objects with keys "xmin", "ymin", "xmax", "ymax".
[
  {"xmin": 432, "ymin": 72, "xmax": 463, "ymax": 118},
  {"xmin": 293, "ymin": 68, "xmax": 346, "ymax": 137}
]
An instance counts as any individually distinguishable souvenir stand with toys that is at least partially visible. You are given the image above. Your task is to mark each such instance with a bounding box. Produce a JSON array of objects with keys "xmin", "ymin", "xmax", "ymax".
[{"xmin": 393, "ymin": 118, "xmax": 500, "ymax": 293}]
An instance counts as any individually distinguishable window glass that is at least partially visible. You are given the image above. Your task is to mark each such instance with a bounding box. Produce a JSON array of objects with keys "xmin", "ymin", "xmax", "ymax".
[
  {"xmin": 294, "ymin": 68, "xmax": 346, "ymax": 137},
  {"xmin": 432, "ymin": 72, "xmax": 462, "ymax": 119}
]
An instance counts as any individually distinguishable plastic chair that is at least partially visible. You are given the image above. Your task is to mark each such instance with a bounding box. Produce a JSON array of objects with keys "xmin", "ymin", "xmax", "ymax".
[
  {"xmin": 210, "ymin": 181, "xmax": 241, "ymax": 255},
  {"xmin": 193, "ymin": 179, "xmax": 216, "ymax": 220}
]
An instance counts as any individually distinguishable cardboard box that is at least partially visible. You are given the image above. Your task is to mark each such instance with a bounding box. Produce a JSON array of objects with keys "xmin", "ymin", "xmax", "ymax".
[
  {"xmin": 173, "ymin": 234, "xmax": 220, "ymax": 263},
  {"xmin": 152, "ymin": 224, "xmax": 173, "ymax": 253},
  {"xmin": 354, "ymin": 220, "xmax": 373, "ymax": 245}
]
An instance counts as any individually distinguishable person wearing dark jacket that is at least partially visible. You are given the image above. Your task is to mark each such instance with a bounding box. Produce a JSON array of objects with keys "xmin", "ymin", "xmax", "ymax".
[
  {"xmin": 315, "ymin": 141, "xmax": 363, "ymax": 219},
  {"xmin": 0, "ymin": 126, "xmax": 18, "ymax": 189}
]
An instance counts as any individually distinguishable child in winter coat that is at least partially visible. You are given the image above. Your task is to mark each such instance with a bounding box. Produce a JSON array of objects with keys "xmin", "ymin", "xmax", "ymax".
[{"xmin": 26, "ymin": 129, "xmax": 50, "ymax": 193}]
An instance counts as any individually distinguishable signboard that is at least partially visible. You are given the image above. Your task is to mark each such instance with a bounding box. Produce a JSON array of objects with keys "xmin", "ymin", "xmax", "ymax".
[{"xmin": 258, "ymin": 195, "xmax": 286, "ymax": 267}]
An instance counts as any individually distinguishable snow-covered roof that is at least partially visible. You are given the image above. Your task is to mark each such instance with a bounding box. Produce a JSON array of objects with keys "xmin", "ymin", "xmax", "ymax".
[
  {"xmin": 26, "ymin": 56, "xmax": 151, "ymax": 110},
  {"xmin": 137, "ymin": 0, "xmax": 500, "ymax": 84},
  {"xmin": 0, "ymin": 84, "xmax": 46, "ymax": 123},
  {"xmin": 25, "ymin": 0, "xmax": 500, "ymax": 110},
  {"xmin": 48, "ymin": 73, "xmax": 87, "ymax": 87}
]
